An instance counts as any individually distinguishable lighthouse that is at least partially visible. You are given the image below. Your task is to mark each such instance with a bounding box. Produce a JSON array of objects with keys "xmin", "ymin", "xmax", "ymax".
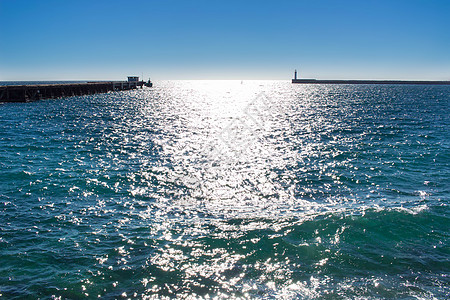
[{"xmin": 292, "ymin": 69, "xmax": 317, "ymax": 83}]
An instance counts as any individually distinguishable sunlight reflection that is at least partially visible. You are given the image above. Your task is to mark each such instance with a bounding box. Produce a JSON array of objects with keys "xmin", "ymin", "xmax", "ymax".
[{"xmin": 125, "ymin": 80, "xmax": 354, "ymax": 220}]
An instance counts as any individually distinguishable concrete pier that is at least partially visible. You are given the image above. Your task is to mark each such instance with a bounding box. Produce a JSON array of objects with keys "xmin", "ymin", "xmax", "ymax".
[
  {"xmin": 292, "ymin": 79, "xmax": 450, "ymax": 85},
  {"xmin": 0, "ymin": 80, "xmax": 147, "ymax": 103}
]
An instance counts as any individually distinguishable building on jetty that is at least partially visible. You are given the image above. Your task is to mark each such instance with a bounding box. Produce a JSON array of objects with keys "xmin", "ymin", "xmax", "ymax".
[
  {"xmin": 0, "ymin": 77, "xmax": 151, "ymax": 103},
  {"xmin": 291, "ymin": 70, "xmax": 450, "ymax": 85}
]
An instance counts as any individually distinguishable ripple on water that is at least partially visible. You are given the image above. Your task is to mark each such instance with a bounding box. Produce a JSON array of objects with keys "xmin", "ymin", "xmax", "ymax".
[{"xmin": 0, "ymin": 81, "xmax": 449, "ymax": 298}]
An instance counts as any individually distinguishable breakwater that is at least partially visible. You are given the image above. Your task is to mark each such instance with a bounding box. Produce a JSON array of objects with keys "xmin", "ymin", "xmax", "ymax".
[
  {"xmin": 292, "ymin": 79, "xmax": 450, "ymax": 85},
  {"xmin": 0, "ymin": 81, "xmax": 146, "ymax": 102}
]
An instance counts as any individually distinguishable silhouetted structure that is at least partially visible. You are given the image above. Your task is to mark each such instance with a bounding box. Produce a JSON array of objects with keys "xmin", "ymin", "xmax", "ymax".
[
  {"xmin": 292, "ymin": 69, "xmax": 450, "ymax": 85},
  {"xmin": 292, "ymin": 79, "xmax": 450, "ymax": 85},
  {"xmin": 128, "ymin": 76, "xmax": 140, "ymax": 82},
  {"xmin": 0, "ymin": 79, "xmax": 149, "ymax": 102},
  {"xmin": 291, "ymin": 69, "xmax": 316, "ymax": 83}
]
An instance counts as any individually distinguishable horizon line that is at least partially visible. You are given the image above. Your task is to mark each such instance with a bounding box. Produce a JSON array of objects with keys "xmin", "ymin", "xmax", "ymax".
[{"xmin": 2, "ymin": 78, "xmax": 450, "ymax": 82}]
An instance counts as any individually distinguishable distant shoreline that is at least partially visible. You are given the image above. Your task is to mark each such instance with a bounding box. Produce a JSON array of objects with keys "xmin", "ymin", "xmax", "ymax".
[{"xmin": 292, "ymin": 79, "xmax": 450, "ymax": 85}]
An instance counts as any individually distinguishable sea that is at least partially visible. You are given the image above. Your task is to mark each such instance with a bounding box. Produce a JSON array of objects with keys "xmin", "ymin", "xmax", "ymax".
[{"xmin": 0, "ymin": 80, "xmax": 449, "ymax": 299}]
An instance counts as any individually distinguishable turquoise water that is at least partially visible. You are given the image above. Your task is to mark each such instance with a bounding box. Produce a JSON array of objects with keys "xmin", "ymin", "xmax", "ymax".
[{"xmin": 1, "ymin": 81, "xmax": 449, "ymax": 299}]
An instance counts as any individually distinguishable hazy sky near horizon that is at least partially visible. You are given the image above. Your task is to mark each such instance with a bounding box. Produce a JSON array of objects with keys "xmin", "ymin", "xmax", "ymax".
[{"xmin": 1, "ymin": 0, "xmax": 449, "ymax": 80}]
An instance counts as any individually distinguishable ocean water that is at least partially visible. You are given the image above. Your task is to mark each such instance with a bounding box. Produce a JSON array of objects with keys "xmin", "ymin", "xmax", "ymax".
[{"xmin": 0, "ymin": 81, "xmax": 449, "ymax": 299}]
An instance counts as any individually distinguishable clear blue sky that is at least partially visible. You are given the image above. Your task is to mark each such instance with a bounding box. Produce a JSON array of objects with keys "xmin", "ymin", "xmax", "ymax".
[{"xmin": 1, "ymin": 0, "xmax": 449, "ymax": 80}]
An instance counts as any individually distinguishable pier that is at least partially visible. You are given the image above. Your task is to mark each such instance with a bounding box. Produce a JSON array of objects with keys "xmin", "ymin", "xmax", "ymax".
[
  {"xmin": 291, "ymin": 69, "xmax": 450, "ymax": 85},
  {"xmin": 0, "ymin": 78, "xmax": 150, "ymax": 103},
  {"xmin": 292, "ymin": 79, "xmax": 450, "ymax": 85}
]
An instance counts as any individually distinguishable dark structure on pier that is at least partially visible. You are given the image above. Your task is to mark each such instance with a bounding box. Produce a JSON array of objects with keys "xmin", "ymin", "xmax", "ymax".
[
  {"xmin": 145, "ymin": 78, "xmax": 153, "ymax": 87},
  {"xmin": 0, "ymin": 77, "xmax": 151, "ymax": 103},
  {"xmin": 291, "ymin": 70, "xmax": 450, "ymax": 85}
]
